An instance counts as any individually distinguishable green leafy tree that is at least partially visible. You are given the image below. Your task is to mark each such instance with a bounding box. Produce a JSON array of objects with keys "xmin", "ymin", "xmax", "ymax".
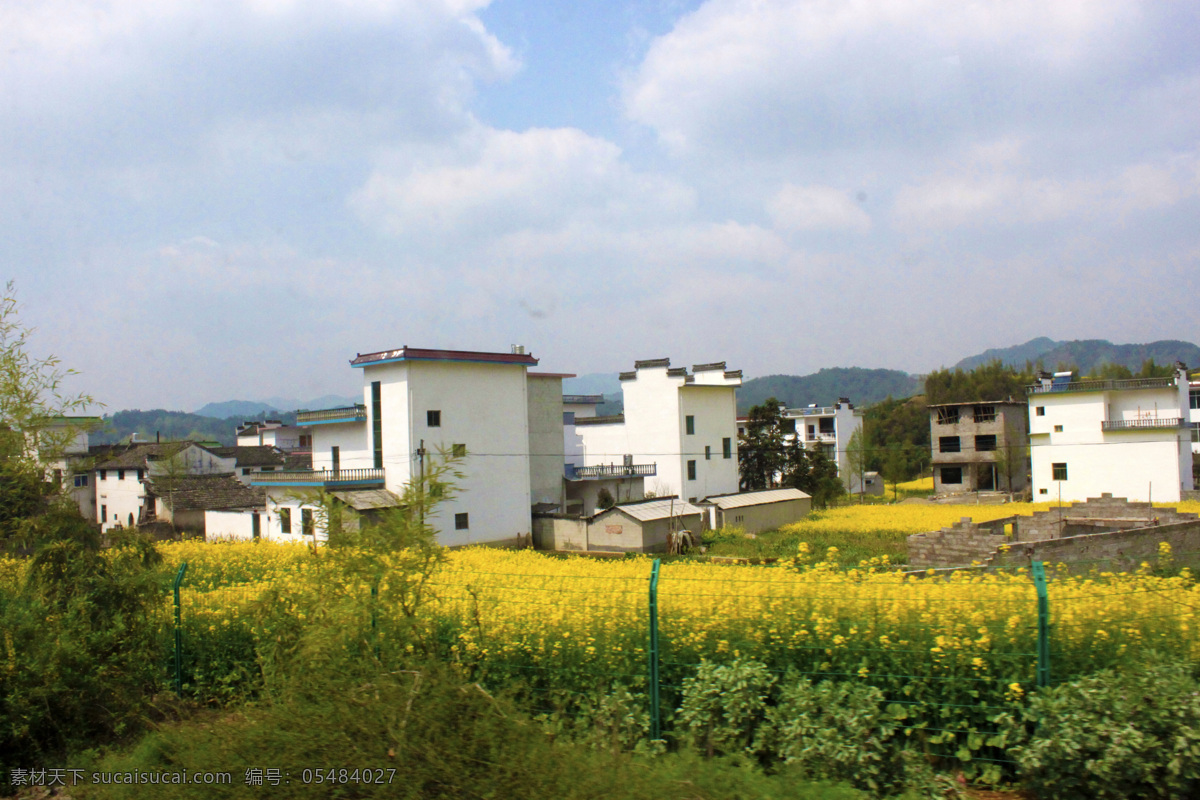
[
  {"xmin": 738, "ymin": 398, "xmax": 786, "ymax": 491},
  {"xmin": 991, "ymin": 417, "xmax": 1029, "ymax": 497},
  {"xmin": 863, "ymin": 395, "xmax": 929, "ymax": 480}
]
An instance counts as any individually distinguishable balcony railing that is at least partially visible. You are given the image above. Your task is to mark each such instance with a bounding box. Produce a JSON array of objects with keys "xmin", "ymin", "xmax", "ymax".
[
  {"xmin": 1100, "ymin": 417, "xmax": 1186, "ymax": 432},
  {"xmin": 1028, "ymin": 377, "xmax": 1175, "ymax": 395},
  {"xmin": 251, "ymin": 468, "xmax": 385, "ymax": 487},
  {"xmin": 785, "ymin": 407, "xmax": 837, "ymax": 417},
  {"xmin": 296, "ymin": 405, "xmax": 367, "ymax": 425},
  {"xmin": 568, "ymin": 463, "xmax": 657, "ymax": 479}
]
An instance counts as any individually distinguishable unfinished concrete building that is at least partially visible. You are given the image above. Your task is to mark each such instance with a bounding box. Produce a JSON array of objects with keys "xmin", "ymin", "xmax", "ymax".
[{"xmin": 929, "ymin": 400, "xmax": 1029, "ymax": 494}]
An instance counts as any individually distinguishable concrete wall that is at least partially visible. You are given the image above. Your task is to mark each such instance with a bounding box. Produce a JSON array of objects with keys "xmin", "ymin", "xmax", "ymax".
[
  {"xmin": 679, "ymin": 385, "xmax": 740, "ymax": 502},
  {"xmin": 717, "ymin": 497, "xmax": 811, "ymax": 535},
  {"xmin": 532, "ymin": 514, "xmax": 587, "ymax": 550},
  {"xmin": 992, "ymin": 518, "xmax": 1200, "ymax": 571},
  {"xmin": 205, "ymin": 509, "xmax": 259, "ymax": 541},
  {"xmin": 527, "ymin": 375, "xmax": 566, "ymax": 510}
]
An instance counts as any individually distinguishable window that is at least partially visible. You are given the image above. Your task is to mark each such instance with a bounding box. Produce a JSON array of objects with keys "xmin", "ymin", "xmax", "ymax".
[
  {"xmin": 455, "ymin": 512, "xmax": 469, "ymax": 530},
  {"xmin": 973, "ymin": 405, "xmax": 996, "ymax": 423},
  {"xmin": 127, "ymin": 513, "xmax": 134, "ymax": 527},
  {"xmin": 301, "ymin": 508, "xmax": 314, "ymax": 537},
  {"xmin": 1053, "ymin": 425, "xmax": 1063, "ymax": 433},
  {"xmin": 722, "ymin": 437, "xmax": 732, "ymax": 459},
  {"xmin": 818, "ymin": 418, "xmax": 835, "ymax": 435},
  {"xmin": 705, "ymin": 445, "xmax": 711, "ymax": 460},
  {"xmin": 780, "ymin": 418, "xmax": 796, "ymax": 434},
  {"xmin": 371, "ymin": 380, "xmax": 383, "ymax": 470},
  {"xmin": 427, "ymin": 410, "xmax": 441, "ymax": 427},
  {"xmin": 242, "ymin": 467, "xmax": 251, "ymax": 476},
  {"xmin": 1052, "ymin": 463, "xmax": 1068, "ymax": 481},
  {"xmin": 939, "ymin": 436, "xmax": 961, "ymax": 453},
  {"xmin": 936, "ymin": 407, "xmax": 959, "ymax": 425},
  {"xmin": 74, "ymin": 474, "xmax": 88, "ymax": 488},
  {"xmin": 1039, "ymin": 488, "xmax": 1048, "ymax": 495},
  {"xmin": 299, "ymin": 434, "xmax": 312, "ymax": 449},
  {"xmin": 940, "ymin": 466, "xmax": 963, "ymax": 484},
  {"xmin": 331, "ymin": 445, "xmax": 340, "ymax": 473},
  {"xmin": 136, "ymin": 468, "xmax": 144, "ymax": 481},
  {"xmin": 975, "ymin": 435, "xmax": 997, "ymax": 452},
  {"xmin": 100, "ymin": 469, "xmax": 107, "ymax": 481},
  {"xmin": 452, "ymin": 443, "xmax": 467, "ymax": 458},
  {"xmin": 685, "ymin": 415, "xmax": 695, "ymax": 435},
  {"xmin": 101, "ymin": 504, "xmax": 106, "ymax": 522},
  {"xmin": 687, "ymin": 460, "xmax": 697, "ymax": 480},
  {"xmin": 279, "ymin": 508, "xmax": 291, "ymax": 534},
  {"xmin": 118, "ymin": 469, "xmax": 125, "ymax": 480},
  {"xmin": 1035, "ymin": 406, "xmax": 1045, "ymax": 416},
  {"xmin": 563, "ymin": 411, "xmax": 575, "ymax": 425},
  {"xmin": 1192, "ymin": 389, "xmax": 1200, "ymax": 410}
]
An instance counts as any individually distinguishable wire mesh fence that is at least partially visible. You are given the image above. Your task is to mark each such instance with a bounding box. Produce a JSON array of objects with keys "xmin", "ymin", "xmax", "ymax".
[{"xmin": 164, "ymin": 546, "xmax": 1200, "ymax": 774}]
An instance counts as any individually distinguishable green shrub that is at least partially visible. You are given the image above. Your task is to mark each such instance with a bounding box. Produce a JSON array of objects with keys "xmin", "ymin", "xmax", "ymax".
[
  {"xmin": 1005, "ymin": 658, "xmax": 1200, "ymax": 799},
  {"xmin": 758, "ymin": 675, "xmax": 907, "ymax": 794},
  {"xmin": 677, "ymin": 658, "xmax": 777, "ymax": 757}
]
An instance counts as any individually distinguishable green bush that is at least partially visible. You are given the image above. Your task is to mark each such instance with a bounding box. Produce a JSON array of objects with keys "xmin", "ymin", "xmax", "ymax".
[
  {"xmin": 1005, "ymin": 658, "xmax": 1200, "ymax": 799},
  {"xmin": 759, "ymin": 675, "xmax": 907, "ymax": 795},
  {"xmin": 677, "ymin": 658, "xmax": 777, "ymax": 757}
]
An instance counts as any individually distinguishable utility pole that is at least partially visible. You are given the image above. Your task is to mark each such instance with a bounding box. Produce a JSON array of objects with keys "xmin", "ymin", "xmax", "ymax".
[{"xmin": 417, "ymin": 439, "xmax": 426, "ymax": 528}]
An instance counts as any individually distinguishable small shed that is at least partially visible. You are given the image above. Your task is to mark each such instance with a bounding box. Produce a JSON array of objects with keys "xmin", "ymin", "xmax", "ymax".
[
  {"xmin": 587, "ymin": 498, "xmax": 705, "ymax": 553},
  {"xmin": 703, "ymin": 488, "xmax": 811, "ymax": 534}
]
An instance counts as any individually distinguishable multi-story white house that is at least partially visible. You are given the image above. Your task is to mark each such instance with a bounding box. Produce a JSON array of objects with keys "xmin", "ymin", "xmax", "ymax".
[
  {"xmin": 251, "ymin": 346, "xmax": 538, "ymax": 546},
  {"xmin": 1189, "ymin": 379, "xmax": 1200, "ymax": 454},
  {"xmin": 1027, "ymin": 365, "xmax": 1194, "ymax": 502},
  {"xmin": 95, "ymin": 442, "xmax": 237, "ymax": 532},
  {"xmin": 572, "ymin": 359, "xmax": 741, "ymax": 508},
  {"xmin": 780, "ymin": 399, "xmax": 864, "ymax": 492},
  {"xmin": 237, "ymin": 419, "xmax": 311, "ymax": 455}
]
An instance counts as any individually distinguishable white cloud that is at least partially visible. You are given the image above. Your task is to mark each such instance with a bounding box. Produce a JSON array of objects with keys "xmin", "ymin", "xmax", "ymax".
[
  {"xmin": 351, "ymin": 125, "xmax": 697, "ymax": 239},
  {"xmin": 767, "ymin": 184, "xmax": 871, "ymax": 233}
]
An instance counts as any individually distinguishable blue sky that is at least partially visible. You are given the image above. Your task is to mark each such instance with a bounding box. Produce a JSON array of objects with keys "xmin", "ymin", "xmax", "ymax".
[{"xmin": 4, "ymin": 0, "xmax": 1199, "ymax": 411}]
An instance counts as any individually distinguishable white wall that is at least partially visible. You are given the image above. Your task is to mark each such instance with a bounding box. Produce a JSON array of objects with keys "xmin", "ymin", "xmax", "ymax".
[
  {"xmin": 678, "ymin": 385, "xmax": 739, "ymax": 501},
  {"xmin": 527, "ymin": 375, "xmax": 566, "ymax": 509},
  {"xmin": 311, "ymin": 421, "xmax": 372, "ymax": 472},
  {"xmin": 204, "ymin": 509, "xmax": 259, "ymax": 541},
  {"xmin": 96, "ymin": 468, "xmax": 147, "ymax": 531}
]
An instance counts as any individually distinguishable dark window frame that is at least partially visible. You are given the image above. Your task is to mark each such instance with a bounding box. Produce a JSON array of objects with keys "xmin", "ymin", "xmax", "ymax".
[
  {"xmin": 939, "ymin": 436, "xmax": 961, "ymax": 453},
  {"xmin": 455, "ymin": 512, "xmax": 469, "ymax": 530},
  {"xmin": 687, "ymin": 460, "xmax": 697, "ymax": 481},
  {"xmin": 427, "ymin": 409, "xmax": 441, "ymax": 427},
  {"xmin": 722, "ymin": 437, "xmax": 732, "ymax": 459},
  {"xmin": 1052, "ymin": 463, "xmax": 1068, "ymax": 481},
  {"xmin": 685, "ymin": 415, "xmax": 695, "ymax": 435},
  {"xmin": 279, "ymin": 508, "xmax": 292, "ymax": 534}
]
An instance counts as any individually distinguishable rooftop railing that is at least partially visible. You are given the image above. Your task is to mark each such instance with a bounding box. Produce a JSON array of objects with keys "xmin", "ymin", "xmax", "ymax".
[
  {"xmin": 296, "ymin": 405, "xmax": 367, "ymax": 425},
  {"xmin": 1028, "ymin": 377, "xmax": 1175, "ymax": 395},
  {"xmin": 250, "ymin": 468, "xmax": 384, "ymax": 487},
  {"xmin": 1100, "ymin": 417, "xmax": 1186, "ymax": 432}
]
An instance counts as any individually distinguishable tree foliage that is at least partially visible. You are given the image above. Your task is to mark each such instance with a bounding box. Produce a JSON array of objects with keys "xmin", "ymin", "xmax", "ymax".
[{"xmin": 738, "ymin": 398, "xmax": 844, "ymax": 507}]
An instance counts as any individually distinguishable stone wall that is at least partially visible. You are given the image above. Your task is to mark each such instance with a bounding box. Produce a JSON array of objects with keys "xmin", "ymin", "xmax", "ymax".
[
  {"xmin": 907, "ymin": 494, "xmax": 1199, "ymax": 570},
  {"xmin": 532, "ymin": 514, "xmax": 587, "ymax": 551},
  {"xmin": 990, "ymin": 518, "xmax": 1200, "ymax": 571}
]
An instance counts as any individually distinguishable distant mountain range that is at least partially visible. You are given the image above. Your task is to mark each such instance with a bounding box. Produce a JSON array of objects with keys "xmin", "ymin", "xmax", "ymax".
[
  {"xmin": 954, "ymin": 338, "xmax": 1200, "ymax": 375},
  {"xmin": 193, "ymin": 395, "xmax": 359, "ymax": 419},
  {"xmin": 737, "ymin": 368, "xmax": 921, "ymax": 412}
]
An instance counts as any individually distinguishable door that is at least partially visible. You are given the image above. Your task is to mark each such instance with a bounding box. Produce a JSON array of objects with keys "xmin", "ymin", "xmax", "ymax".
[
  {"xmin": 331, "ymin": 446, "xmax": 340, "ymax": 474},
  {"xmin": 252, "ymin": 512, "xmax": 261, "ymax": 540}
]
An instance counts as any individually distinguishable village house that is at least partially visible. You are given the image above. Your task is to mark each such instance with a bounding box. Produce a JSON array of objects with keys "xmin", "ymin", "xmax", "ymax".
[
  {"xmin": 1027, "ymin": 364, "xmax": 1194, "ymax": 503},
  {"xmin": 251, "ymin": 345, "xmax": 539, "ymax": 546},
  {"xmin": 929, "ymin": 400, "xmax": 1029, "ymax": 494},
  {"xmin": 572, "ymin": 359, "xmax": 741, "ymax": 508}
]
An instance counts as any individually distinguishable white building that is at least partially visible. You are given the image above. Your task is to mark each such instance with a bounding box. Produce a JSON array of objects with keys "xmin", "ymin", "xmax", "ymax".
[
  {"xmin": 572, "ymin": 359, "xmax": 741, "ymax": 508},
  {"xmin": 1190, "ymin": 379, "xmax": 1200, "ymax": 454},
  {"xmin": 251, "ymin": 346, "xmax": 538, "ymax": 547},
  {"xmin": 94, "ymin": 442, "xmax": 237, "ymax": 532},
  {"xmin": 780, "ymin": 399, "xmax": 864, "ymax": 492},
  {"xmin": 1027, "ymin": 365, "xmax": 1194, "ymax": 503},
  {"xmin": 237, "ymin": 419, "xmax": 311, "ymax": 455}
]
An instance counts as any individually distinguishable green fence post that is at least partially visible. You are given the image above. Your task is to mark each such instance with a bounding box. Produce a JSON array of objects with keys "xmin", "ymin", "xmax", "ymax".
[
  {"xmin": 173, "ymin": 562, "xmax": 188, "ymax": 697},
  {"xmin": 1031, "ymin": 561, "xmax": 1050, "ymax": 688},
  {"xmin": 648, "ymin": 558, "xmax": 662, "ymax": 741}
]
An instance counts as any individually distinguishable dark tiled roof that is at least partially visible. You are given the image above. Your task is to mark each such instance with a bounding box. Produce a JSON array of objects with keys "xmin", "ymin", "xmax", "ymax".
[
  {"xmin": 666, "ymin": 367, "xmax": 689, "ymax": 377},
  {"xmin": 692, "ymin": 361, "xmax": 727, "ymax": 372},
  {"xmin": 574, "ymin": 414, "xmax": 625, "ymax": 426},
  {"xmin": 97, "ymin": 442, "xmax": 193, "ymax": 470},
  {"xmin": 209, "ymin": 445, "xmax": 287, "ymax": 467},
  {"xmin": 149, "ymin": 473, "xmax": 265, "ymax": 511},
  {"xmin": 634, "ymin": 358, "xmax": 670, "ymax": 369}
]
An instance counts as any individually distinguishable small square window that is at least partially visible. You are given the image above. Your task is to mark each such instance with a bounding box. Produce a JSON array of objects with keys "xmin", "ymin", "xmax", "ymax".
[
  {"xmin": 939, "ymin": 436, "xmax": 961, "ymax": 453},
  {"xmin": 1036, "ymin": 406, "xmax": 1045, "ymax": 417},
  {"xmin": 685, "ymin": 415, "xmax": 695, "ymax": 435},
  {"xmin": 74, "ymin": 474, "xmax": 89, "ymax": 488},
  {"xmin": 940, "ymin": 466, "xmax": 963, "ymax": 484},
  {"xmin": 1052, "ymin": 462, "xmax": 1068, "ymax": 481},
  {"xmin": 455, "ymin": 512, "xmax": 469, "ymax": 530},
  {"xmin": 722, "ymin": 437, "xmax": 732, "ymax": 459},
  {"xmin": 687, "ymin": 460, "xmax": 697, "ymax": 480},
  {"xmin": 452, "ymin": 443, "xmax": 467, "ymax": 457},
  {"xmin": 975, "ymin": 435, "xmax": 997, "ymax": 452},
  {"xmin": 1053, "ymin": 425, "xmax": 1063, "ymax": 433},
  {"xmin": 705, "ymin": 445, "xmax": 711, "ymax": 460},
  {"xmin": 1039, "ymin": 488, "xmax": 1048, "ymax": 495},
  {"xmin": 427, "ymin": 410, "xmax": 441, "ymax": 427},
  {"xmin": 242, "ymin": 467, "xmax": 252, "ymax": 475}
]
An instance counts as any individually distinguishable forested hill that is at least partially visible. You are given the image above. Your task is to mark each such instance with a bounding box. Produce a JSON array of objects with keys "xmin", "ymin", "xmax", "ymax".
[
  {"xmin": 955, "ymin": 338, "xmax": 1200, "ymax": 374},
  {"xmin": 89, "ymin": 409, "xmax": 299, "ymax": 446},
  {"xmin": 737, "ymin": 368, "xmax": 921, "ymax": 413}
]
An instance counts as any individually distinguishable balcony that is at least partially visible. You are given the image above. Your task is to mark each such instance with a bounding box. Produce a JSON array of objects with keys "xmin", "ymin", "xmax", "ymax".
[
  {"xmin": 1028, "ymin": 377, "xmax": 1174, "ymax": 395},
  {"xmin": 250, "ymin": 468, "xmax": 385, "ymax": 488},
  {"xmin": 566, "ymin": 463, "xmax": 656, "ymax": 480},
  {"xmin": 296, "ymin": 405, "xmax": 367, "ymax": 425},
  {"xmin": 1100, "ymin": 417, "xmax": 1186, "ymax": 432},
  {"xmin": 785, "ymin": 406, "xmax": 836, "ymax": 417}
]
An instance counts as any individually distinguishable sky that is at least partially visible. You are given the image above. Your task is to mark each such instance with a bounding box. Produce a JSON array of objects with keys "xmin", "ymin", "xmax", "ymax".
[{"xmin": 4, "ymin": 0, "xmax": 1199, "ymax": 412}]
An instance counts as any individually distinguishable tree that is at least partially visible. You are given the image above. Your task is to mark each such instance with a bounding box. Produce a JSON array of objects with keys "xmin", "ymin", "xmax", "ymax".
[
  {"xmin": 738, "ymin": 398, "xmax": 786, "ymax": 491},
  {"xmin": 991, "ymin": 417, "xmax": 1029, "ymax": 498},
  {"xmin": 845, "ymin": 427, "xmax": 868, "ymax": 503},
  {"xmin": 881, "ymin": 444, "xmax": 908, "ymax": 502}
]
